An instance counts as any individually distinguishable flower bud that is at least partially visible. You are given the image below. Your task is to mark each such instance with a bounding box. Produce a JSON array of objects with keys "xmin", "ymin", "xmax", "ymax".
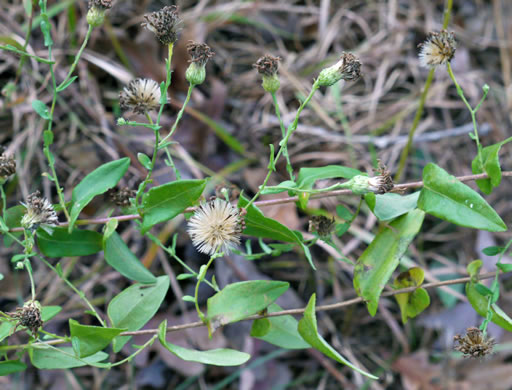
[
  {"xmin": 186, "ymin": 62, "xmax": 206, "ymax": 86},
  {"xmin": 185, "ymin": 42, "xmax": 214, "ymax": 86},
  {"xmin": 317, "ymin": 52, "xmax": 361, "ymax": 87}
]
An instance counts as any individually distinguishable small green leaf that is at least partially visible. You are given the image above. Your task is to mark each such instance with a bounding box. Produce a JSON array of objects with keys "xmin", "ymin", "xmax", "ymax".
[
  {"xmin": 365, "ymin": 192, "xmax": 420, "ymax": 221},
  {"xmin": 176, "ymin": 273, "xmax": 195, "ymax": 280},
  {"xmin": 0, "ymin": 322, "xmax": 15, "ymax": 343},
  {"xmin": 108, "ymin": 275, "xmax": 169, "ymax": 352},
  {"xmin": 69, "ymin": 319, "xmax": 125, "ymax": 358},
  {"xmin": 474, "ymin": 283, "xmax": 494, "ymax": 296},
  {"xmin": 137, "ymin": 153, "xmax": 152, "ymax": 170},
  {"xmin": 207, "ymin": 280, "xmax": 289, "ymax": 334},
  {"xmin": 260, "ymin": 180, "xmax": 297, "ymax": 195},
  {"xmin": 418, "ymin": 163, "xmax": 507, "ymax": 232},
  {"xmin": 466, "ymin": 282, "xmax": 512, "ymax": 332},
  {"xmin": 296, "ymin": 166, "xmax": 361, "ymax": 190},
  {"xmin": 497, "ymin": 263, "xmax": 512, "ymax": 273},
  {"xmin": 336, "ymin": 205, "xmax": 353, "ymax": 220},
  {"xmin": 37, "ymin": 228, "xmax": 102, "ymax": 257},
  {"xmin": 472, "ymin": 138, "xmax": 512, "ymax": 194},
  {"xmin": 69, "ymin": 158, "xmax": 130, "ymax": 231},
  {"xmin": 0, "ymin": 360, "xmax": 27, "ymax": 376},
  {"xmin": 31, "ymin": 347, "xmax": 108, "ymax": 369},
  {"xmin": 353, "ymin": 209, "xmax": 425, "ymax": 316},
  {"xmin": 41, "ymin": 306, "xmax": 62, "ymax": 322},
  {"xmin": 393, "ymin": 268, "xmax": 430, "ymax": 324},
  {"xmin": 482, "ymin": 246, "xmax": 505, "ymax": 256},
  {"xmin": 56, "ymin": 76, "xmax": 77, "ymax": 92},
  {"xmin": 43, "ymin": 130, "xmax": 54, "ymax": 146},
  {"xmin": 103, "ymin": 231, "xmax": 156, "ymax": 284},
  {"xmin": 182, "ymin": 295, "xmax": 196, "ymax": 303},
  {"xmin": 140, "ymin": 179, "xmax": 207, "ymax": 234},
  {"xmin": 158, "ymin": 321, "xmax": 250, "ymax": 366},
  {"xmin": 32, "ymin": 99, "xmax": 50, "ymax": 120},
  {"xmin": 298, "ymin": 294, "xmax": 378, "ymax": 380},
  {"xmin": 251, "ymin": 303, "xmax": 310, "ymax": 349},
  {"xmin": 467, "ymin": 259, "xmax": 483, "ymax": 278}
]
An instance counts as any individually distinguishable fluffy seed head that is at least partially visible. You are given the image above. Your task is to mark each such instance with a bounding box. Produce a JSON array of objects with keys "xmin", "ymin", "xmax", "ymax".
[
  {"xmin": 107, "ymin": 186, "xmax": 136, "ymax": 207},
  {"xmin": 418, "ymin": 30, "xmax": 456, "ymax": 68},
  {"xmin": 142, "ymin": 5, "xmax": 181, "ymax": 45},
  {"xmin": 21, "ymin": 191, "xmax": 59, "ymax": 230},
  {"xmin": 309, "ymin": 216, "xmax": 335, "ymax": 238},
  {"xmin": 119, "ymin": 78, "xmax": 162, "ymax": 114},
  {"xmin": 454, "ymin": 327, "xmax": 495, "ymax": 358},
  {"xmin": 187, "ymin": 198, "xmax": 243, "ymax": 256},
  {"xmin": 0, "ymin": 152, "xmax": 16, "ymax": 179},
  {"xmin": 8, "ymin": 300, "xmax": 43, "ymax": 336},
  {"xmin": 317, "ymin": 52, "xmax": 362, "ymax": 87}
]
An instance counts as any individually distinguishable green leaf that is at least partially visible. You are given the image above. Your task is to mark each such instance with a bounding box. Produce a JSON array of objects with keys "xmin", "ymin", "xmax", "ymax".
[
  {"xmin": 474, "ymin": 283, "xmax": 493, "ymax": 296},
  {"xmin": 353, "ymin": 209, "xmax": 425, "ymax": 316},
  {"xmin": 497, "ymin": 263, "xmax": 512, "ymax": 273},
  {"xmin": 466, "ymin": 282, "xmax": 512, "ymax": 332},
  {"xmin": 4, "ymin": 205, "xmax": 25, "ymax": 228},
  {"xmin": 207, "ymin": 280, "xmax": 289, "ymax": 334},
  {"xmin": 69, "ymin": 319, "xmax": 125, "ymax": 358},
  {"xmin": 260, "ymin": 180, "xmax": 297, "ymax": 195},
  {"xmin": 103, "ymin": 231, "xmax": 156, "ymax": 284},
  {"xmin": 393, "ymin": 268, "xmax": 430, "ymax": 324},
  {"xmin": 336, "ymin": 205, "xmax": 353, "ymax": 220},
  {"xmin": 296, "ymin": 165, "xmax": 361, "ymax": 190},
  {"xmin": 238, "ymin": 196, "xmax": 316, "ymax": 269},
  {"xmin": 31, "ymin": 99, "xmax": 50, "ymax": 120},
  {"xmin": 56, "ymin": 76, "xmax": 77, "ymax": 92},
  {"xmin": 41, "ymin": 306, "xmax": 62, "ymax": 322},
  {"xmin": 471, "ymin": 138, "xmax": 512, "ymax": 194},
  {"xmin": 137, "ymin": 153, "xmax": 152, "ymax": 170},
  {"xmin": 365, "ymin": 192, "xmax": 420, "ymax": 221},
  {"xmin": 69, "ymin": 158, "xmax": 130, "ymax": 231},
  {"xmin": 107, "ymin": 275, "xmax": 169, "ymax": 352},
  {"xmin": 158, "ymin": 321, "xmax": 250, "ymax": 366},
  {"xmin": 30, "ymin": 346, "xmax": 108, "ymax": 369},
  {"xmin": 251, "ymin": 303, "xmax": 310, "ymax": 349},
  {"xmin": 0, "ymin": 322, "xmax": 15, "ymax": 342},
  {"xmin": 483, "ymin": 246, "xmax": 505, "ymax": 256},
  {"xmin": 0, "ymin": 360, "xmax": 27, "ymax": 376},
  {"xmin": 37, "ymin": 228, "xmax": 102, "ymax": 257},
  {"xmin": 141, "ymin": 179, "xmax": 207, "ymax": 234},
  {"xmin": 298, "ymin": 294, "xmax": 378, "ymax": 380},
  {"xmin": 418, "ymin": 163, "xmax": 507, "ymax": 232}
]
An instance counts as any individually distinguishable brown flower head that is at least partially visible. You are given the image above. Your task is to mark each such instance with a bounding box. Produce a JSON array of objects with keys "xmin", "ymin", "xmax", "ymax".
[
  {"xmin": 107, "ymin": 186, "xmax": 136, "ymax": 207},
  {"xmin": 187, "ymin": 41, "xmax": 215, "ymax": 67},
  {"xmin": 309, "ymin": 216, "xmax": 335, "ymax": 238},
  {"xmin": 142, "ymin": 5, "xmax": 181, "ymax": 45},
  {"xmin": 119, "ymin": 78, "xmax": 162, "ymax": 114},
  {"xmin": 253, "ymin": 55, "xmax": 280, "ymax": 77},
  {"xmin": 88, "ymin": 0, "xmax": 112, "ymax": 10},
  {"xmin": 368, "ymin": 161, "xmax": 394, "ymax": 194},
  {"xmin": 317, "ymin": 52, "xmax": 362, "ymax": 87},
  {"xmin": 454, "ymin": 327, "xmax": 495, "ymax": 358},
  {"xmin": 418, "ymin": 30, "xmax": 456, "ymax": 68},
  {"xmin": 21, "ymin": 191, "xmax": 59, "ymax": 230},
  {"xmin": 0, "ymin": 152, "xmax": 16, "ymax": 179},
  {"xmin": 8, "ymin": 300, "xmax": 43, "ymax": 336}
]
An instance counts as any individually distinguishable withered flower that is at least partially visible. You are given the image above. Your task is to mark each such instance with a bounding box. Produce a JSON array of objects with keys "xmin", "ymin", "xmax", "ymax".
[
  {"xmin": 418, "ymin": 30, "xmax": 456, "ymax": 68},
  {"xmin": 21, "ymin": 191, "xmax": 59, "ymax": 230},
  {"xmin": 107, "ymin": 186, "xmax": 136, "ymax": 207},
  {"xmin": 186, "ymin": 42, "xmax": 215, "ymax": 86},
  {"xmin": 142, "ymin": 5, "xmax": 181, "ymax": 45},
  {"xmin": 0, "ymin": 152, "xmax": 16, "ymax": 179},
  {"xmin": 8, "ymin": 300, "xmax": 43, "ymax": 336},
  {"xmin": 253, "ymin": 54, "xmax": 281, "ymax": 93},
  {"xmin": 119, "ymin": 78, "xmax": 162, "ymax": 115},
  {"xmin": 454, "ymin": 327, "xmax": 495, "ymax": 358},
  {"xmin": 309, "ymin": 216, "xmax": 336, "ymax": 238},
  {"xmin": 317, "ymin": 52, "xmax": 362, "ymax": 87},
  {"xmin": 87, "ymin": 0, "xmax": 112, "ymax": 26}
]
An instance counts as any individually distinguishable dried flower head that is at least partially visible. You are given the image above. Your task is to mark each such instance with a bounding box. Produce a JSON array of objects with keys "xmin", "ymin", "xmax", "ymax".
[
  {"xmin": 107, "ymin": 186, "xmax": 136, "ymax": 207},
  {"xmin": 142, "ymin": 5, "xmax": 181, "ymax": 45},
  {"xmin": 418, "ymin": 30, "xmax": 456, "ymax": 68},
  {"xmin": 187, "ymin": 41, "xmax": 215, "ymax": 67},
  {"xmin": 317, "ymin": 52, "xmax": 362, "ymax": 87},
  {"xmin": 187, "ymin": 198, "xmax": 244, "ymax": 256},
  {"xmin": 309, "ymin": 216, "xmax": 335, "ymax": 238},
  {"xmin": 8, "ymin": 300, "xmax": 43, "ymax": 336},
  {"xmin": 21, "ymin": 191, "xmax": 59, "ymax": 230},
  {"xmin": 0, "ymin": 152, "xmax": 16, "ymax": 179},
  {"xmin": 369, "ymin": 161, "xmax": 394, "ymax": 194},
  {"xmin": 454, "ymin": 327, "xmax": 495, "ymax": 358},
  {"xmin": 253, "ymin": 55, "xmax": 281, "ymax": 93},
  {"xmin": 88, "ymin": 0, "xmax": 112, "ymax": 10},
  {"xmin": 119, "ymin": 78, "xmax": 162, "ymax": 115}
]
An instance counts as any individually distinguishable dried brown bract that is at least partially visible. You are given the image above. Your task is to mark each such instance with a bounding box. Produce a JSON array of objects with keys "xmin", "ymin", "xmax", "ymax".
[
  {"xmin": 142, "ymin": 5, "xmax": 181, "ymax": 45},
  {"xmin": 187, "ymin": 42, "xmax": 215, "ymax": 67},
  {"xmin": 370, "ymin": 161, "xmax": 394, "ymax": 194},
  {"xmin": 317, "ymin": 52, "xmax": 362, "ymax": 86},
  {"xmin": 454, "ymin": 327, "xmax": 495, "ymax": 358},
  {"xmin": 253, "ymin": 55, "xmax": 280, "ymax": 77},
  {"xmin": 107, "ymin": 186, "xmax": 136, "ymax": 207},
  {"xmin": 8, "ymin": 300, "xmax": 43, "ymax": 336},
  {"xmin": 0, "ymin": 152, "xmax": 16, "ymax": 179},
  {"xmin": 88, "ymin": 0, "xmax": 112, "ymax": 10},
  {"xmin": 309, "ymin": 216, "xmax": 335, "ymax": 238}
]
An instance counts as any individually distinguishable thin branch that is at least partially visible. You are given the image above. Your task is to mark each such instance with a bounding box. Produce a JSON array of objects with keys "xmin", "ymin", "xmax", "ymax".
[{"xmin": 8, "ymin": 171, "xmax": 512, "ymax": 232}]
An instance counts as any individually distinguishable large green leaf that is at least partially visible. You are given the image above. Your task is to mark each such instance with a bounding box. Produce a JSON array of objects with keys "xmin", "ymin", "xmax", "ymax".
[
  {"xmin": 353, "ymin": 209, "xmax": 425, "ymax": 316},
  {"xmin": 392, "ymin": 267, "xmax": 430, "ymax": 324},
  {"xmin": 251, "ymin": 303, "xmax": 310, "ymax": 349},
  {"xmin": 418, "ymin": 163, "xmax": 506, "ymax": 232},
  {"xmin": 69, "ymin": 158, "xmax": 130, "ymax": 231},
  {"xmin": 298, "ymin": 294, "xmax": 378, "ymax": 380},
  {"xmin": 365, "ymin": 192, "xmax": 420, "ymax": 221},
  {"xmin": 30, "ymin": 347, "xmax": 108, "ymax": 369},
  {"xmin": 238, "ymin": 196, "xmax": 315, "ymax": 269},
  {"xmin": 0, "ymin": 360, "xmax": 27, "ymax": 376},
  {"xmin": 465, "ymin": 260, "xmax": 512, "ymax": 332},
  {"xmin": 140, "ymin": 179, "xmax": 206, "ymax": 234},
  {"xmin": 103, "ymin": 231, "xmax": 156, "ymax": 284},
  {"xmin": 296, "ymin": 165, "xmax": 361, "ymax": 189},
  {"xmin": 69, "ymin": 319, "xmax": 126, "ymax": 358},
  {"xmin": 471, "ymin": 137, "xmax": 512, "ymax": 194},
  {"xmin": 158, "ymin": 321, "xmax": 250, "ymax": 366},
  {"xmin": 108, "ymin": 275, "xmax": 169, "ymax": 352},
  {"xmin": 207, "ymin": 280, "xmax": 289, "ymax": 334},
  {"xmin": 37, "ymin": 228, "xmax": 102, "ymax": 257}
]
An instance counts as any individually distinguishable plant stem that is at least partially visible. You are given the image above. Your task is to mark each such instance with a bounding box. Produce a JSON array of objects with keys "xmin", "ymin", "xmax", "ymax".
[
  {"xmin": 135, "ymin": 114, "xmax": 159, "ymax": 209},
  {"xmin": 194, "ymin": 253, "xmax": 218, "ymax": 323},
  {"xmin": 271, "ymin": 92, "xmax": 294, "ymax": 180},
  {"xmin": 57, "ymin": 24, "xmax": 93, "ymax": 90},
  {"xmin": 159, "ymin": 84, "xmax": 194, "ymax": 146}
]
